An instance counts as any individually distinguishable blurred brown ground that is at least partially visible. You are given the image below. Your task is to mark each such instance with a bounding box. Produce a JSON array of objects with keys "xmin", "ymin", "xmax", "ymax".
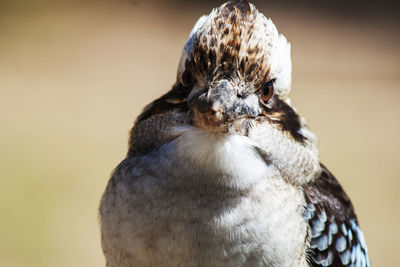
[{"xmin": 0, "ymin": 0, "xmax": 399, "ymax": 266}]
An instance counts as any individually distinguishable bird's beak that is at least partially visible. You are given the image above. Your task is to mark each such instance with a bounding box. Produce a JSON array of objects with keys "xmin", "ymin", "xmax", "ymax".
[
  {"xmin": 188, "ymin": 80, "xmax": 234, "ymax": 126},
  {"xmin": 188, "ymin": 79, "xmax": 260, "ymax": 130}
]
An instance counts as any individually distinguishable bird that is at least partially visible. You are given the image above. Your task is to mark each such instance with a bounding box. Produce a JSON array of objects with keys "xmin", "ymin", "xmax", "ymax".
[{"xmin": 99, "ymin": 1, "xmax": 370, "ymax": 266}]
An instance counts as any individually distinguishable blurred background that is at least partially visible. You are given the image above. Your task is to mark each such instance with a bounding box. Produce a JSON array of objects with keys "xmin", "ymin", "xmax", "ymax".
[{"xmin": 0, "ymin": 0, "xmax": 399, "ymax": 266}]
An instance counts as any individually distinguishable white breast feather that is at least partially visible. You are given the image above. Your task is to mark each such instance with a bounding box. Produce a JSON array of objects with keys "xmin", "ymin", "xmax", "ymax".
[{"xmin": 171, "ymin": 126, "xmax": 269, "ymax": 189}]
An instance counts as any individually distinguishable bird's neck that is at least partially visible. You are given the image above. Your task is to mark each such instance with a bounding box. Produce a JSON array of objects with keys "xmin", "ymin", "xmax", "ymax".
[{"xmin": 165, "ymin": 126, "xmax": 271, "ymax": 190}]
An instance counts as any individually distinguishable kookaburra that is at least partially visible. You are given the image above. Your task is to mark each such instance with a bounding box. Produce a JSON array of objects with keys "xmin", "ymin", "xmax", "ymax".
[{"xmin": 100, "ymin": 1, "xmax": 370, "ymax": 266}]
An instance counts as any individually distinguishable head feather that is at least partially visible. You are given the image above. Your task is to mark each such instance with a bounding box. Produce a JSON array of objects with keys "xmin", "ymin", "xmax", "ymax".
[{"xmin": 177, "ymin": 1, "xmax": 292, "ymax": 98}]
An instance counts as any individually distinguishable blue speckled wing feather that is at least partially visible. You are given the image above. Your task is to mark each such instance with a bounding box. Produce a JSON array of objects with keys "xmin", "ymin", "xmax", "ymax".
[{"xmin": 304, "ymin": 164, "xmax": 370, "ymax": 267}]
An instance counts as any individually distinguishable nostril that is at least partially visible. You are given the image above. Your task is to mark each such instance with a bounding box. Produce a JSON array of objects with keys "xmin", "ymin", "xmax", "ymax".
[{"xmin": 236, "ymin": 92, "xmax": 243, "ymax": 98}]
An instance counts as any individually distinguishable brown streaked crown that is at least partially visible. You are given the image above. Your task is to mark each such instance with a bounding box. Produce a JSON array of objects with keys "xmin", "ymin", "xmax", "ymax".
[{"xmin": 183, "ymin": 1, "xmax": 272, "ymax": 91}]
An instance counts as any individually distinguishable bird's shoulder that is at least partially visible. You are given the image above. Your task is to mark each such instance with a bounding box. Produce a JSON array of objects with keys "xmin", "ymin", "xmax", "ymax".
[
  {"xmin": 127, "ymin": 82, "xmax": 191, "ymax": 158},
  {"xmin": 303, "ymin": 164, "xmax": 370, "ymax": 267}
]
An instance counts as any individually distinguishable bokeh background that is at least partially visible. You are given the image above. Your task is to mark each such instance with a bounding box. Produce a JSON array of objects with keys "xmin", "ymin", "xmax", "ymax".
[{"xmin": 0, "ymin": 0, "xmax": 399, "ymax": 266}]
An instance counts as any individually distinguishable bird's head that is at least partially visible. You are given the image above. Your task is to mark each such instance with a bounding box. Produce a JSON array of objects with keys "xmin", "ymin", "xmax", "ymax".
[
  {"xmin": 130, "ymin": 1, "xmax": 320, "ymax": 184},
  {"xmin": 175, "ymin": 1, "xmax": 302, "ymax": 139}
]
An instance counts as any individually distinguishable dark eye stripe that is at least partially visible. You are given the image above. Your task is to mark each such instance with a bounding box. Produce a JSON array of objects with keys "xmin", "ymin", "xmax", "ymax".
[{"xmin": 260, "ymin": 95, "xmax": 306, "ymax": 144}]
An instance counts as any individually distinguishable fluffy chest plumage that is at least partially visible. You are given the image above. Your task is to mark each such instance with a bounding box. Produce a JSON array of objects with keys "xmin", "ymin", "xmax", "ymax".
[{"xmin": 100, "ymin": 129, "xmax": 310, "ymax": 267}]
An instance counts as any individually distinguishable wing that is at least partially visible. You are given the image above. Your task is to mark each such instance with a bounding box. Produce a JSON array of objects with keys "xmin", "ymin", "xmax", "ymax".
[{"xmin": 303, "ymin": 164, "xmax": 370, "ymax": 267}]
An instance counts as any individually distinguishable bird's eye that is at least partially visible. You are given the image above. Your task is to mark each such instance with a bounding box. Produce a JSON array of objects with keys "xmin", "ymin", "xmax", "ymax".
[{"xmin": 260, "ymin": 80, "xmax": 275, "ymax": 103}]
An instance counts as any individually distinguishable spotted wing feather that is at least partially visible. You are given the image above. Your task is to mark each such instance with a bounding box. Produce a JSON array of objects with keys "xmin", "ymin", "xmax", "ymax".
[{"xmin": 304, "ymin": 164, "xmax": 370, "ymax": 267}]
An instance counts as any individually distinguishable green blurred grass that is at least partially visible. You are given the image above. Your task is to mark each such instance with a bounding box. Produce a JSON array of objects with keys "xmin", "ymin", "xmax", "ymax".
[{"xmin": 0, "ymin": 1, "xmax": 399, "ymax": 266}]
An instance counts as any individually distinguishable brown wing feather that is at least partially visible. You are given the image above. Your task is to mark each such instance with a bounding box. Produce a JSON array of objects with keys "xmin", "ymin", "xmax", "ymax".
[{"xmin": 303, "ymin": 164, "xmax": 370, "ymax": 266}]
